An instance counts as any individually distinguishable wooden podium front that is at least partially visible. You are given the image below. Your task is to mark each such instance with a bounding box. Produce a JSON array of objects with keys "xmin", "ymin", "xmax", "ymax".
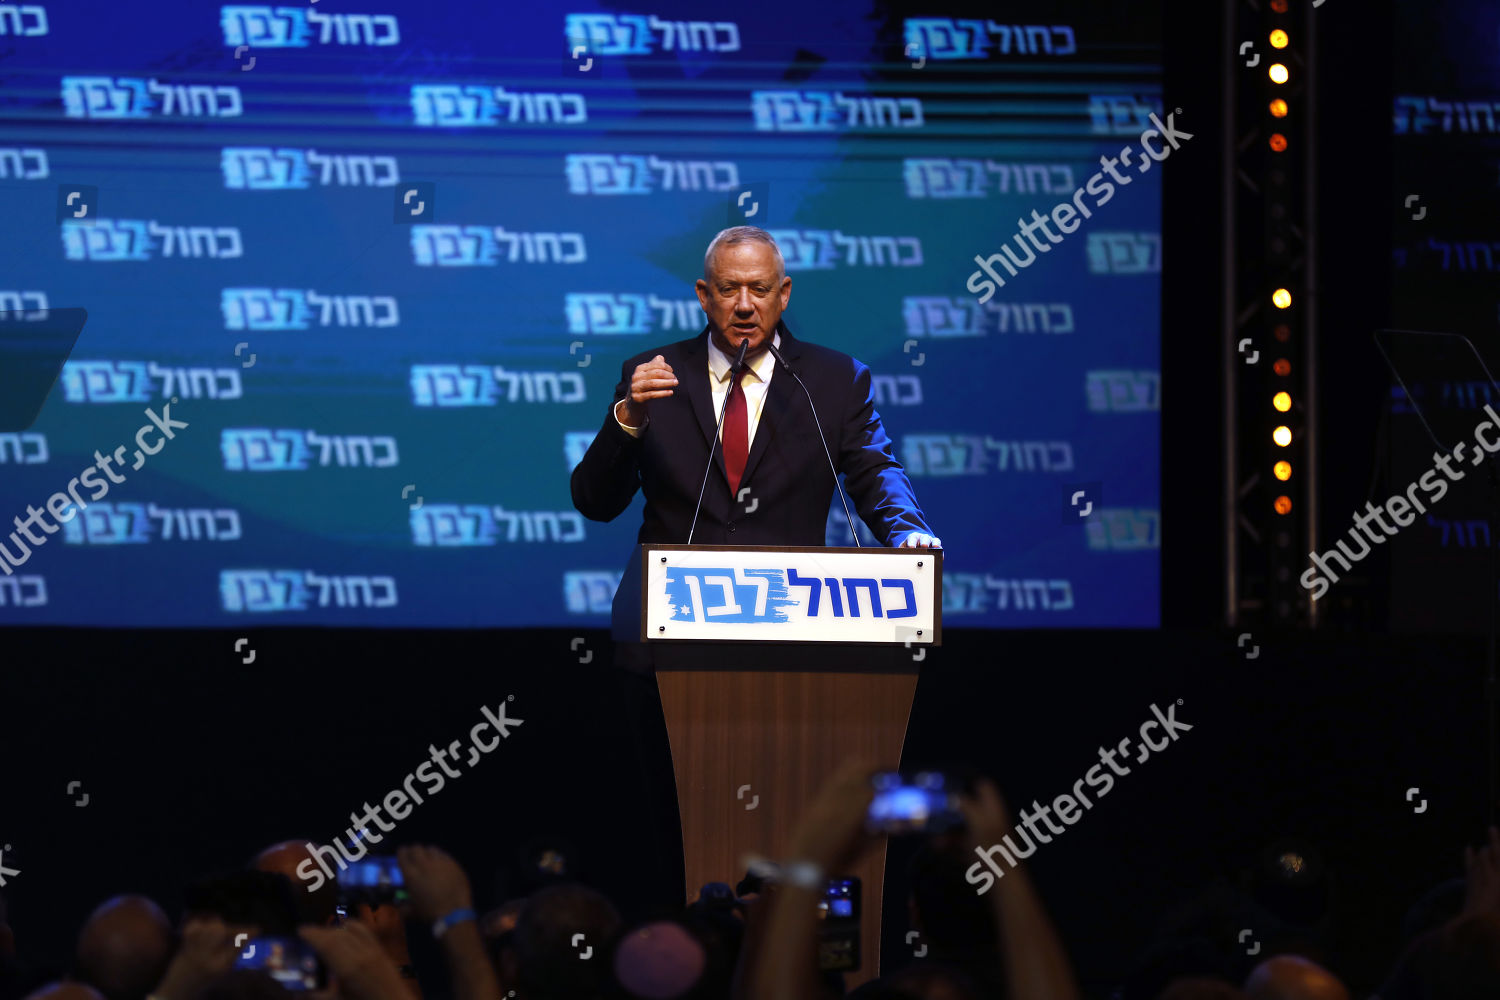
[
  {"xmin": 642, "ymin": 545, "xmax": 939, "ymax": 987},
  {"xmin": 657, "ymin": 665, "xmax": 917, "ymax": 986}
]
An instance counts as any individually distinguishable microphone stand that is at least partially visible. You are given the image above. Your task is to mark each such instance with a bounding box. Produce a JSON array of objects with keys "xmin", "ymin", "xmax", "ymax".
[
  {"xmin": 686, "ymin": 338, "xmax": 748, "ymax": 545},
  {"xmin": 764, "ymin": 341, "xmax": 861, "ymax": 548}
]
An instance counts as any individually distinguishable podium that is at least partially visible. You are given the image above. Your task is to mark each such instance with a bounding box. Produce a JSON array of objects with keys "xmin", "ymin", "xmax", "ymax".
[{"xmin": 640, "ymin": 544, "xmax": 941, "ymax": 986}]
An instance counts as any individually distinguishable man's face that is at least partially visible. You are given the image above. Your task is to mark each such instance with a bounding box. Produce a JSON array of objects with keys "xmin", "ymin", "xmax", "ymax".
[{"xmin": 695, "ymin": 241, "xmax": 791, "ymax": 359}]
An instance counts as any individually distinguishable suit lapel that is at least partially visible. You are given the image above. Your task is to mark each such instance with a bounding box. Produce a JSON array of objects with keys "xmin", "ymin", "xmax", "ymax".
[{"xmin": 738, "ymin": 322, "xmax": 803, "ymax": 493}]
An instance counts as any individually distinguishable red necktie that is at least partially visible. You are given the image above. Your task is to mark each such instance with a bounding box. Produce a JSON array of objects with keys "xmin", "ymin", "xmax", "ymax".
[{"xmin": 723, "ymin": 369, "xmax": 748, "ymax": 497}]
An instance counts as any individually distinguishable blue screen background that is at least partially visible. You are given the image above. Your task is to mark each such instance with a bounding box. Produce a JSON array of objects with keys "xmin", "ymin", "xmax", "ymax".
[{"xmin": 0, "ymin": 0, "xmax": 1161, "ymax": 626}]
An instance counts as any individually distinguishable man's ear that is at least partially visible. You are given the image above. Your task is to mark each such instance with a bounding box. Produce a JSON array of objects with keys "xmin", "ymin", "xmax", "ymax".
[{"xmin": 695, "ymin": 278, "xmax": 710, "ymax": 311}]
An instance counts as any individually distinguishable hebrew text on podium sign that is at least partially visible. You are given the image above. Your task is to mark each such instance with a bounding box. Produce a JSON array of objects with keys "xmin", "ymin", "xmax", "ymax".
[{"xmin": 642, "ymin": 544, "xmax": 941, "ymax": 644}]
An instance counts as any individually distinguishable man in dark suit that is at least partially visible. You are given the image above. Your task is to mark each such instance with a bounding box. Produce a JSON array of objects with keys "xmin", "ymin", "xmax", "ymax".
[
  {"xmin": 568, "ymin": 226, "xmax": 940, "ymax": 908},
  {"xmin": 571, "ymin": 225, "xmax": 941, "ymax": 644}
]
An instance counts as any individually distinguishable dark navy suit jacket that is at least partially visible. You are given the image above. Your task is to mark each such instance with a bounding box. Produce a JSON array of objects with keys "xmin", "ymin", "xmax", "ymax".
[{"xmin": 569, "ymin": 321, "xmax": 934, "ymax": 650}]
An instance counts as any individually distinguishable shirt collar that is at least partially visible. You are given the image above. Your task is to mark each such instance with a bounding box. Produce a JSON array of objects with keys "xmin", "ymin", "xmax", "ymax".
[{"xmin": 707, "ymin": 330, "xmax": 780, "ymax": 384}]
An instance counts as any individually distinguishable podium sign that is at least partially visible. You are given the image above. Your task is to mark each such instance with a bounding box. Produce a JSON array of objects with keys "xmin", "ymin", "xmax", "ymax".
[{"xmin": 641, "ymin": 544, "xmax": 941, "ymax": 644}]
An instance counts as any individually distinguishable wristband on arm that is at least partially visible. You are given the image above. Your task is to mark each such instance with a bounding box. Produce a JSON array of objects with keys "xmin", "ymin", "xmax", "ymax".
[{"xmin": 431, "ymin": 907, "xmax": 475, "ymax": 939}]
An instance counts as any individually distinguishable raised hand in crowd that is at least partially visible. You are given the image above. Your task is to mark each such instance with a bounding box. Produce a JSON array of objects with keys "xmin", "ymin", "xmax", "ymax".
[
  {"xmin": 738, "ymin": 759, "xmax": 876, "ymax": 1000},
  {"xmin": 298, "ymin": 923, "xmax": 408, "ymax": 1000},
  {"xmin": 397, "ymin": 846, "xmax": 501, "ymax": 1000},
  {"xmin": 958, "ymin": 778, "xmax": 1080, "ymax": 1000},
  {"xmin": 152, "ymin": 917, "xmax": 249, "ymax": 1000},
  {"xmin": 1462, "ymin": 825, "xmax": 1500, "ymax": 917}
]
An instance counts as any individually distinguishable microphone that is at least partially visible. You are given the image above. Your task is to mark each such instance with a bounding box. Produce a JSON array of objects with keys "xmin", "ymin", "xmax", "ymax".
[
  {"xmin": 686, "ymin": 337, "xmax": 749, "ymax": 544},
  {"xmin": 763, "ymin": 341, "xmax": 861, "ymax": 548}
]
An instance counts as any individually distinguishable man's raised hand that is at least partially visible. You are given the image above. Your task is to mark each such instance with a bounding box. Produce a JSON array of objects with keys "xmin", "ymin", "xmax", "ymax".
[{"xmin": 619, "ymin": 355, "xmax": 678, "ymax": 427}]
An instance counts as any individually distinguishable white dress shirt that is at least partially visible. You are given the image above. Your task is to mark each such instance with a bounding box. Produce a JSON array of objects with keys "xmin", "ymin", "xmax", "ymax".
[{"xmin": 615, "ymin": 332, "xmax": 781, "ymax": 446}]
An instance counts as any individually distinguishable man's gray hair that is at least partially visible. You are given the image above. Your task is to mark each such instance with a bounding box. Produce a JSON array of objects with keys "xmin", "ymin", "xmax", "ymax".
[{"xmin": 703, "ymin": 226, "xmax": 786, "ymax": 282}]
